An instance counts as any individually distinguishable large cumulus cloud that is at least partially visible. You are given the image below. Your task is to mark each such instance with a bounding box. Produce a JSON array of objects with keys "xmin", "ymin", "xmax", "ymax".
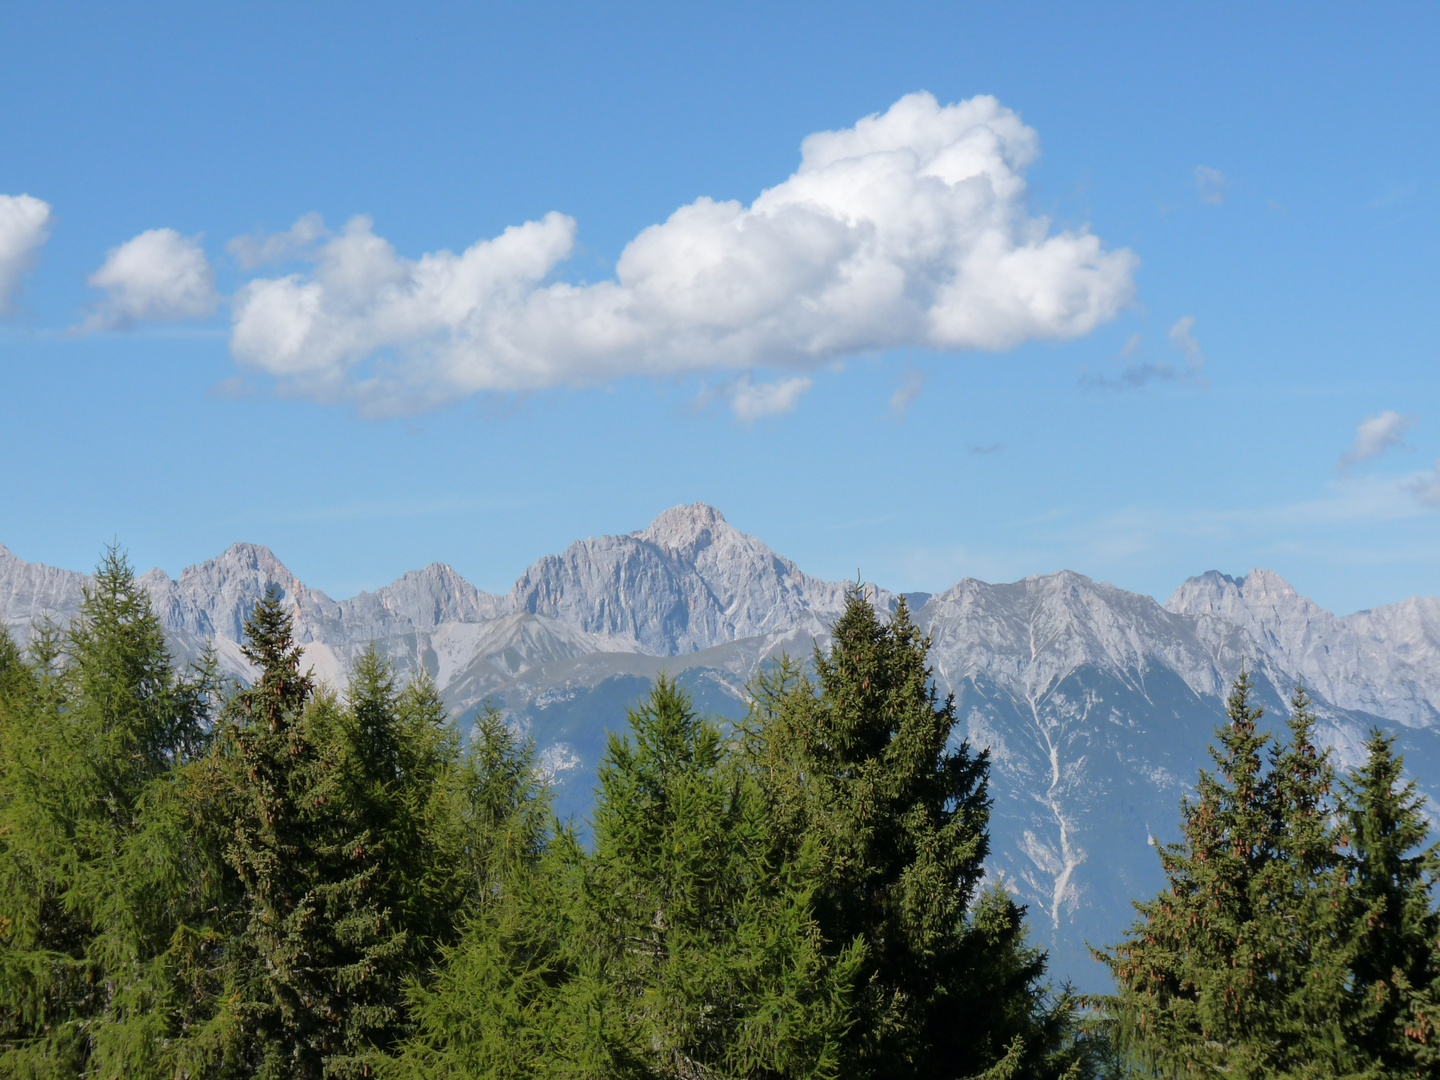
[{"xmin": 230, "ymin": 92, "xmax": 1138, "ymax": 414}]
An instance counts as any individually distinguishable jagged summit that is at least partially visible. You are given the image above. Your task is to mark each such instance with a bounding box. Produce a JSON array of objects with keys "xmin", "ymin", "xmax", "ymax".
[
  {"xmin": 350, "ymin": 563, "xmax": 503, "ymax": 629},
  {"xmin": 507, "ymin": 502, "xmax": 854, "ymax": 654},
  {"xmin": 636, "ymin": 502, "xmax": 730, "ymax": 549},
  {"xmin": 1166, "ymin": 568, "xmax": 1316, "ymax": 618}
]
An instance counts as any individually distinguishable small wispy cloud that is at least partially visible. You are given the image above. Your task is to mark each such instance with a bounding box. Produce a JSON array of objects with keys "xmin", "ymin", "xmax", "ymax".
[
  {"xmin": 208, "ymin": 375, "xmax": 255, "ymax": 400},
  {"xmin": 79, "ymin": 228, "xmax": 220, "ymax": 331},
  {"xmin": 1338, "ymin": 410, "xmax": 1416, "ymax": 474},
  {"xmin": 226, "ymin": 212, "xmax": 328, "ymax": 269},
  {"xmin": 1371, "ymin": 182, "xmax": 1416, "ymax": 210},
  {"xmin": 723, "ymin": 374, "xmax": 814, "ymax": 424},
  {"xmin": 1079, "ymin": 317, "xmax": 1206, "ymax": 391},
  {"xmin": 1195, "ymin": 166, "xmax": 1229, "ymax": 206},
  {"xmin": 889, "ymin": 366, "xmax": 925, "ymax": 420},
  {"xmin": 0, "ymin": 193, "xmax": 52, "ymax": 314},
  {"xmin": 1167, "ymin": 316, "xmax": 1203, "ymax": 368},
  {"xmin": 967, "ymin": 442, "xmax": 1003, "ymax": 455},
  {"xmin": 1411, "ymin": 461, "xmax": 1440, "ymax": 508}
]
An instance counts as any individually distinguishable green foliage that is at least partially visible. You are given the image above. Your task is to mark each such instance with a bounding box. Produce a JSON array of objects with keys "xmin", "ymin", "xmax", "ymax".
[
  {"xmin": 1340, "ymin": 729, "xmax": 1440, "ymax": 1075},
  {"xmin": 401, "ymin": 676, "xmax": 860, "ymax": 1079},
  {"xmin": 455, "ymin": 704, "xmax": 550, "ymax": 894},
  {"xmin": 0, "ymin": 562, "xmax": 556, "ymax": 1080},
  {"xmin": 744, "ymin": 588, "xmax": 1085, "ymax": 1080},
  {"xmin": 203, "ymin": 593, "xmax": 484, "ymax": 1079},
  {"xmin": 388, "ymin": 700, "xmax": 572, "ymax": 1080},
  {"xmin": 583, "ymin": 675, "xmax": 859, "ymax": 1077},
  {"xmin": 0, "ymin": 548, "xmax": 218, "ymax": 1079},
  {"xmin": 1100, "ymin": 672, "xmax": 1440, "ymax": 1079}
]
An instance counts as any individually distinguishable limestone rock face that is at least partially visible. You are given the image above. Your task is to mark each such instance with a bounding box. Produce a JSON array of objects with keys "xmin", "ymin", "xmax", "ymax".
[
  {"xmin": 917, "ymin": 571, "xmax": 1225, "ymax": 702},
  {"xmin": 506, "ymin": 503, "xmax": 874, "ymax": 655},
  {"xmin": 0, "ymin": 542, "xmax": 91, "ymax": 633},
  {"xmin": 1166, "ymin": 569, "xmax": 1440, "ymax": 727}
]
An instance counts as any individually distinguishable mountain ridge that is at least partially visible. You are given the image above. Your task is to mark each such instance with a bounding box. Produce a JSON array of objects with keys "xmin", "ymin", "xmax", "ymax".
[{"xmin": 5, "ymin": 506, "xmax": 1439, "ymax": 989}]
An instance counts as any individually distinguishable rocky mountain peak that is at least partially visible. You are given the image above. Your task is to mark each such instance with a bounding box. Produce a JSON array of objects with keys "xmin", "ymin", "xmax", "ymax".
[
  {"xmin": 637, "ymin": 503, "xmax": 730, "ymax": 552},
  {"xmin": 1165, "ymin": 568, "xmax": 1315, "ymax": 620},
  {"xmin": 194, "ymin": 542, "xmax": 293, "ymax": 580},
  {"xmin": 1240, "ymin": 568, "xmax": 1302, "ymax": 602},
  {"xmin": 1163, "ymin": 569, "xmax": 1241, "ymax": 617},
  {"xmin": 347, "ymin": 563, "xmax": 502, "ymax": 629},
  {"xmin": 1165, "ymin": 568, "xmax": 1331, "ymax": 658}
]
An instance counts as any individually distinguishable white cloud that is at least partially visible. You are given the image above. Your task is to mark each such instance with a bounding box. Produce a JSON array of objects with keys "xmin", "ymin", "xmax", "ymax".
[
  {"xmin": 228, "ymin": 92, "xmax": 1137, "ymax": 415},
  {"xmin": 1412, "ymin": 461, "xmax": 1440, "ymax": 508},
  {"xmin": 889, "ymin": 365, "xmax": 925, "ymax": 419},
  {"xmin": 1195, "ymin": 165, "xmax": 1229, "ymax": 205},
  {"xmin": 726, "ymin": 374, "xmax": 813, "ymax": 423},
  {"xmin": 0, "ymin": 194, "xmax": 53, "ymax": 313},
  {"xmin": 1339, "ymin": 410, "xmax": 1416, "ymax": 474},
  {"xmin": 81, "ymin": 228, "xmax": 220, "ymax": 330},
  {"xmin": 226, "ymin": 212, "xmax": 327, "ymax": 269}
]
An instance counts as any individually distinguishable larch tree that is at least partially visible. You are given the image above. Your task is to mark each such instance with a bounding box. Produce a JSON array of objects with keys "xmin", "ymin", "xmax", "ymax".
[
  {"xmin": 576, "ymin": 676, "xmax": 859, "ymax": 1078},
  {"xmin": 0, "ymin": 549, "xmax": 216, "ymax": 1079},
  {"xmin": 388, "ymin": 704, "xmax": 578, "ymax": 1080}
]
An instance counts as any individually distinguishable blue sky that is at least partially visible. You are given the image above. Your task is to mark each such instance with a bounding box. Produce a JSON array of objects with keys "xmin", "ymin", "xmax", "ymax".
[{"xmin": 2, "ymin": 2, "xmax": 1437, "ymax": 615}]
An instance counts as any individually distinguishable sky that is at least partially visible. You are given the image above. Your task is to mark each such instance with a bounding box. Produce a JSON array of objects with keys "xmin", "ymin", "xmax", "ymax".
[{"xmin": 1, "ymin": 1, "xmax": 1438, "ymax": 616}]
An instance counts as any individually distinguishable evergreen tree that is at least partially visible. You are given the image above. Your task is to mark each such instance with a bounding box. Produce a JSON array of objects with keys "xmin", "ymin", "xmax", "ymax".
[
  {"xmin": 339, "ymin": 649, "xmax": 471, "ymax": 1021},
  {"xmin": 393, "ymin": 830, "xmax": 609, "ymax": 1080},
  {"xmin": 578, "ymin": 676, "xmax": 858, "ymax": 1078},
  {"xmin": 0, "ymin": 623, "xmax": 32, "ymax": 708},
  {"xmin": 1262, "ymin": 684, "xmax": 1352, "ymax": 1069},
  {"xmin": 748, "ymin": 588, "xmax": 1081, "ymax": 1080},
  {"xmin": 398, "ymin": 678, "xmax": 860, "ymax": 1079},
  {"xmin": 0, "ymin": 548, "xmax": 217, "ymax": 1078},
  {"xmin": 389, "ymin": 701, "xmax": 582, "ymax": 1080},
  {"xmin": 1340, "ymin": 728, "xmax": 1440, "ymax": 1076},
  {"xmin": 209, "ymin": 585, "xmax": 407, "ymax": 1079},
  {"xmin": 455, "ymin": 704, "xmax": 551, "ymax": 897},
  {"xmin": 1099, "ymin": 672, "xmax": 1358, "ymax": 1078}
]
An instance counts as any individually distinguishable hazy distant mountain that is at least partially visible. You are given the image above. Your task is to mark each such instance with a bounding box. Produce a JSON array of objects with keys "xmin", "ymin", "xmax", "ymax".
[{"xmin": 5, "ymin": 506, "xmax": 1439, "ymax": 989}]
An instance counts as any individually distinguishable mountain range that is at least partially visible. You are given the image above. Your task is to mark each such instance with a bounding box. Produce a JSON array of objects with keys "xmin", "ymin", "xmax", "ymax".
[{"xmin": 5, "ymin": 503, "xmax": 1438, "ymax": 989}]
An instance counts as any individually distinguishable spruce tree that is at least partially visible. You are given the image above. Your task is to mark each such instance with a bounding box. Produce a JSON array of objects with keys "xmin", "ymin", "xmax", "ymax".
[
  {"xmin": 1261, "ymin": 684, "xmax": 1352, "ymax": 1069},
  {"xmin": 1099, "ymin": 672, "xmax": 1360, "ymax": 1078},
  {"xmin": 749, "ymin": 588, "xmax": 1080, "ymax": 1080},
  {"xmin": 1340, "ymin": 728, "xmax": 1440, "ymax": 1075},
  {"xmin": 211, "ymin": 586, "xmax": 407, "ymax": 1079}
]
